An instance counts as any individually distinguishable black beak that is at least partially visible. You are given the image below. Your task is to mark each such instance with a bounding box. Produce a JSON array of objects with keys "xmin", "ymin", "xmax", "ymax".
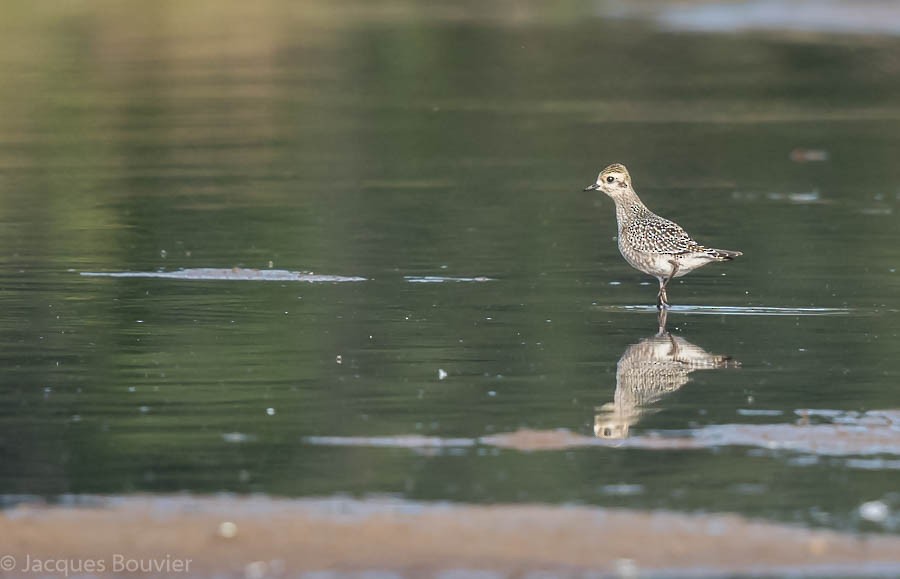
[{"xmin": 583, "ymin": 183, "xmax": 599, "ymax": 191}]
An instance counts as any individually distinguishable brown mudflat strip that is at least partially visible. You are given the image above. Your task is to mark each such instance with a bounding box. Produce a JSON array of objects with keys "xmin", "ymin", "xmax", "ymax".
[{"xmin": 2, "ymin": 495, "xmax": 899, "ymax": 578}]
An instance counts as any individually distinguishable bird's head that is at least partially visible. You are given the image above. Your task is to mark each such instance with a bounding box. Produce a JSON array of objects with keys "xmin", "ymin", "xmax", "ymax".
[
  {"xmin": 583, "ymin": 163, "xmax": 633, "ymax": 198},
  {"xmin": 593, "ymin": 416, "xmax": 630, "ymax": 439}
]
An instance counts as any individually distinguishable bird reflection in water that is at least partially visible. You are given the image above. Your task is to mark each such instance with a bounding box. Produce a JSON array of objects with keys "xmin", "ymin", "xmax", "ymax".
[{"xmin": 594, "ymin": 310, "xmax": 739, "ymax": 439}]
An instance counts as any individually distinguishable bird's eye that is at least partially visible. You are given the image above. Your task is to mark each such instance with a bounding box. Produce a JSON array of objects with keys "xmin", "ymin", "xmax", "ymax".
[{"xmin": 605, "ymin": 176, "xmax": 615, "ymax": 183}]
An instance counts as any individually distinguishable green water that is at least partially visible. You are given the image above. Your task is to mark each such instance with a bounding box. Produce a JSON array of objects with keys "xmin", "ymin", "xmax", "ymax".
[{"xmin": 1, "ymin": 2, "xmax": 899, "ymax": 532}]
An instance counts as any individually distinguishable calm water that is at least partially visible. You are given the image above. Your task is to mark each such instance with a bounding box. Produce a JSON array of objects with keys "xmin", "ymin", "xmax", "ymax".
[{"xmin": 1, "ymin": 3, "xmax": 899, "ymax": 533}]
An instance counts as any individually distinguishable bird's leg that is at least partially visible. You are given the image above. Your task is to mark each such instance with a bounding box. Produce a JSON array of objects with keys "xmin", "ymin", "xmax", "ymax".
[
  {"xmin": 656, "ymin": 278, "xmax": 668, "ymax": 310},
  {"xmin": 657, "ymin": 261, "xmax": 679, "ymax": 310},
  {"xmin": 656, "ymin": 307, "xmax": 669, "ymax": 336}
]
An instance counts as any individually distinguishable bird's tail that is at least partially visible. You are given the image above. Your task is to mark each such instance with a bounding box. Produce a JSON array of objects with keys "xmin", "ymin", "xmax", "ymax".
[{"xmin": 708, "ymin": 248, "xmax": 742, "ymax": 260}]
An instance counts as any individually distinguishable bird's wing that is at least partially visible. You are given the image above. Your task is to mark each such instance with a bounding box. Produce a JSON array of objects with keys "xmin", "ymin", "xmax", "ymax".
[{"xmin": 625, "ymin": 216, "xmax": 705, "ymax": 254}]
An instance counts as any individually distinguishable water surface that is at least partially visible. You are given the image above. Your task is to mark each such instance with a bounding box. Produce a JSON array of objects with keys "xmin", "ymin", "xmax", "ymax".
[{"xmin": 1, "ymin": 1, "xmax": 899, "ymax": 537}]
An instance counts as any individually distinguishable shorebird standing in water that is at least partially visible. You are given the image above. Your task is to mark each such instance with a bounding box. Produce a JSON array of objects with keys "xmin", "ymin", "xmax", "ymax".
[{"xmin": 584, "ymin": 164, "xmax": 742, "ymax": 309}]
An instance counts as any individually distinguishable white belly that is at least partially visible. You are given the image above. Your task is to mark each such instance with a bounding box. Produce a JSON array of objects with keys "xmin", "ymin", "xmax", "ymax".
[{"xmin": 618, "ymin": 242, "xmax": 714, "ymax": 279}]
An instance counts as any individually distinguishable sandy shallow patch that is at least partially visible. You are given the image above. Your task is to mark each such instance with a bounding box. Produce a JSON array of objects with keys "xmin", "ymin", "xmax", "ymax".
[
  {"xmin": 2, "ymin": 495, "xmax": 899, "ymax": 578},
  {"xmin": 305, "ymin": 410, "xmax": 900, "ymax": 457}
]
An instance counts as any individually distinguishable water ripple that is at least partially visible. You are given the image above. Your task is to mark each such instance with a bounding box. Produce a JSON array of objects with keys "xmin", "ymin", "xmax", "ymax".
[
  {"xmin": 404, "ymin": 275, "xmax": 495, "ymax": 283},
  {"xmin": 596, "ymin": 304, "xmax": 854, "ymax": 316},
  {"xmin": 79, "ymin": 268, "xmax": 366, "ymax": 283}
]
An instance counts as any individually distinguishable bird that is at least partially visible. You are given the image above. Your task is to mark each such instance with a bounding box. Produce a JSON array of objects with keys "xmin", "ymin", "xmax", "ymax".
[
  {"xmin": 583, "ymin": 163, "xmax": 742, "ymax": 309},
  {"xmin": 594, "ymin": 324, "xmax": 738, "ymax": 439}
]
